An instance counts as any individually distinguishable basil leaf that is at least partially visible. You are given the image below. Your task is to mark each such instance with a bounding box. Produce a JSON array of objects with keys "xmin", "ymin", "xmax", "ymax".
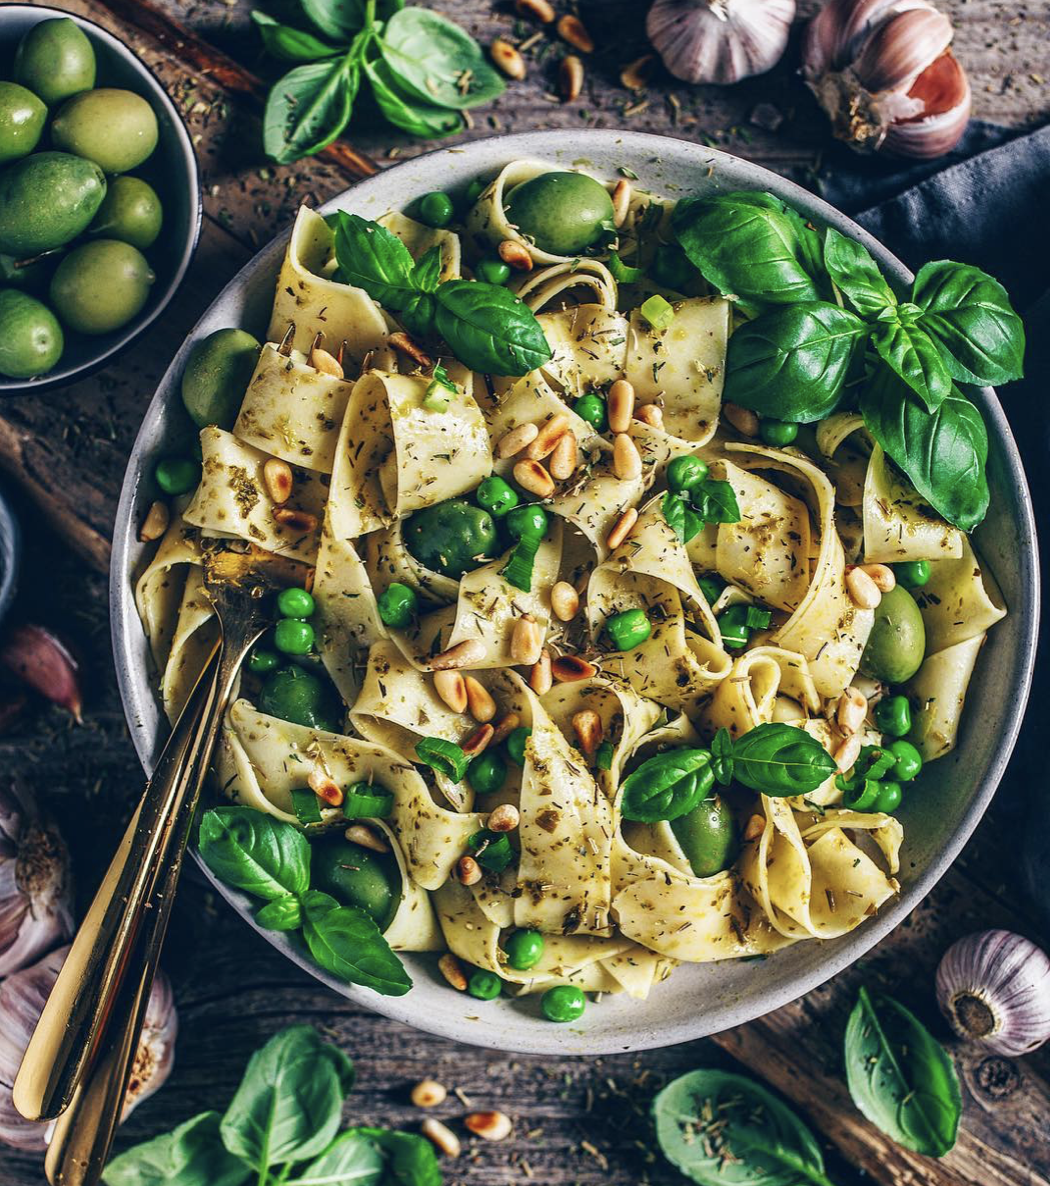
[
  {"xmin": 860, "ymin": 367, "xmax": 989, "ymax": 530},
  {"xmin": 653, "ymin": 1068, "xmax": 834, "ymax": 1186},
  {"xmin": 844, "ymin": 987, "xmax": 961, "ymax": 1157},
  {"xmin": 620, "ymin": 748, "xmax": 714, "ymax": 823},
  {"xmin": 344, "ymin": 1128, "xmax": 442, "ymax": 1186},
  {"xmin": 412, "ymin": 244, "xmax": 443, "ymax": 294},
  {"xmin": 331, "ymin": 212, "xmax": 422, "ymax": 311},
  {"xmin": 912, "ymin": 260, "xmax": 1025, "ymax": 385},
  {"xmin": 285, "ymin": 1131, "xmax": 385, "ymax": 1186},
  {"xmin": 255, "ymin": 894, "xmax": 303, "ymax": 931},
  {"xmin": 730, "ymin": 723, "xmax": 836, "ymax": 796},
  {"xmin": 379, "ymin": 8, "xmax": 505, "ymax": 110},
  {"xmin": 263, "ymin": 57, "xmax": 357, "ymax": 164},
  {"xmin": 362, "ymin": 56, "xmax": 463, "ymax": 138},
  {"xmin": 198, "ymin": 807, "xmax": 310, "ymax": 901},
  {"xmin": 672, "ymin": 193, "xmax": 822, "ymax": 315},
  {"xmin": 710, "ymin": 727, "xmax": 734, "ymax": 786},
  {"xmin": 300, "ymin": 890, "xmax": 412, "ymax": 996},
  {"xmin": 102, "ymin": 1112, "xmax": 249, "ymax": 1186},
  {"xmin": 872, "ymin": 319, "xmax": 952, "ymax": 412},
  {"xmin": 434, "ymin": 280, "xmax": 552, "ymax": 376},
  {"xmin": 299, "ymin": 0, "xmax": 401, "ymax": 42},
  {"xmin": 661, "ymin": 490, "xmax": 688, "ymax": 543},
  {"xmin": 252, "ymin": 12, "xmax": 342, "ymax": 62},
  {"xmin": 691, "ymin": 478, "xmax": 740, "ymax": 525},
  {"xmin": 822, "ymin": 227, "xmax": 897, "ymax": 317},
  {"xmin": 220, "ymin": 1025, "xmax": 354, "ymax": 1172},
  {"xmin": 723, "ymin": 302, "xmax": 866, "ymax": 422}
]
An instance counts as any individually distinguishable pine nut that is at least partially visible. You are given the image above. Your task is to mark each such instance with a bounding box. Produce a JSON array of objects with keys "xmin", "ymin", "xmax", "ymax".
[
  {"xmin": 491, "ymin": 712, "xmax": 521, "ymax": 745},
  {"xmin": 607, "ymin": 378, "xmax": 635, "ymax": 433},
  {"xmin": 549, "ymin": 430, "xmax": 578, "ymax": 480},
  {"xmin": 490, "ymin": 37, "xmax": 526, "ymax": 80},
  {"xmin": 438, "ymin": 952, "xmax": 468, "ymax": 991},
  {"xmin": 434, "ymin": 669, "xmax": 468, "ymax": 713},
  {"xmin": 345, "ymin": 823, "xmax": 389, "ymax": 852},
  {"xmin": 572, "ymin": 709, "xmax": 603, "ymax": 758},
  {"xmin": 433, "ymin": 638, "xmax": 487, "ymax": 670},
  {"xmin": 422, "ymin": 1117, "xmax": 462, "ymax": 1157},
  {"xmin": 845, "ymin": 565, "xmax": 882, "ymax": 610},
  {"xmin": 634, "ymin": 403, "xmax": 663, "ymax": 429},
  {"xmin": 611, "ymin": 178, "xmax": 631, "ymax": 227},
  {"xmin": 263, "ymin": 458, "xmax": 294, "ymax": 505},
  {"xmin": 836, "ymin": 687, "xmax": 868, "ymax": 736},
  {"xmin": 498, "ymin": 238, "xmax": 533, "ymax": 271},
  {"xmin": 559, "ymin": 54, "xmax": 584, "ymax": 101},
  {"xmin": 462, "ymin": 723, "xmax": 494, "ymax": 757},
  {"xmin": 613, "ymin": 433, "xmax": 642, "ymax": 481},
  {"xmin": 309, "ymin": 344, "xmax": 344, "ymax": 378},
  {"xmin": 525, "ymin": 414, "xmax": 570, "ymax": 460},
  {"xmin": 550, "ymin": 581, "xmax": 580, "ymax": 622},
  {"xmin": 834, "ymin": 733, "xmax": 861, "ymax": 774},
  {"xmin": 511, "ymin": 614, "xmax": 543, "ymax": 665},
  {"xmin": 273, "ymin": 507, "xmax": 319, "ymax": 532},
  {"xmin": 308, "ymin": 766, "xmax": 343, "ymax": 806},
  {"xmin": 552, "ymin": 655, "xmax": 597, "ymax": 682},
  {"xmin": 744, "ymin": 813, "xmax": 766, "ymax": 841},
  {"xmin": 861, "ymin": 563, "xmax": 896, "ymax": 592},
  {"xmin": 620, "ymin": 53, "xmax": 655, "ymax": 91},
  {"xmin": 457, "ymin": 855, "xmax": 483, "ymax": 885},
  {"xmin": 411, "ymin": 1079, "xmax": 447, "ymax": 1108},
  {"xmin": 557, "ymin": 13, "xmax": 594, "ymax": 51},
  {"xmin": 606, "ymin": 507, "xmax": 638, "ymax": 550},
  {"xmin": 516, "ymin": 0, "xmax": 554, "ymax": 21},
  {"xmin": 139, "ymin": 499, "xmax": 169, "ymax": 542},
  {"xmin": 465, "ymin": 1110, "xmax": 513, "ymax": 1141},
  {"xmin": 529, "ymin": 648, "xmax": 552, "ymax": 694},
  {"xmin": 497, "ymin": 422, "xmax": 539, "ymax": 458},
  {"xmin": 388, "ymin": 331, "xmax": 432, "ymax": 369},
  {"xmin": 723, "ymin": 402, "xmax": 759, "ymax": 437},
  {"xmin": 513, "ymin": 459, "xmax": 555, "ymax": 498},
  {"xmin": 465, "ymin": 675, "xmax": 496, "ymax": 722},
  {"xmin": 488, "ymin": 803, "xmax": 520, "ymax": 832}
]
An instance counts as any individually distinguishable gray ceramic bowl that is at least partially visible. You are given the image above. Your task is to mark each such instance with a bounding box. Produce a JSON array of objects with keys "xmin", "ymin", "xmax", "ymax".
[
  {"xmin": 111, "ymin": 131, "xmax": 1039, "ymax": 1054},
  {"xmin": 0, "ymin": 5, "xmax": 201, "ymax": 395}
]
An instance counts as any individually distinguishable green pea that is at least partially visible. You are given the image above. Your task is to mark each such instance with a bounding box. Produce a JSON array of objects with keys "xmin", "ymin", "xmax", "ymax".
[
  {"xmin": 247, "ymin": 647, "xmax": 280, "ymax": 674},
  {"xmin": 506, "ymin": 726, "xmax": 531, "ymax": 767},
  {"xmin": 887, "ymin": 739, "xmax": 922, "ymax": 782},
  {"xmin": 650, "ymin": 243, "xmax": 696, "ymax": 291},
  {"xmin": 155, "ymin": 456, "xmax": 201, "ymax": 495},
  {"xmin": 311, "ymin": 836, "xmax": 400, "ymax": 929},
  {"xmin": 894, "ymin": 560, "xmax": 931, "ymax": 589},
  {"xmin": 475, "ymin": 258, "xmax": 511, "ymax": 285},
  {"xmin": 417, "ymin": 191, "xmax": 454, "ymax": 228},
  {"xmin": 377, "ymin": 582, "xmax": 418, "ymax": 629},
  {"xmin": 506, "ymin": 503, "xmax": 549, "ymax": 540},
  {"xmin": 504, "ymin": 172, "xmax": 615, "ymax": 255},
  {"xmin": 541, "ymin": 984, "xmax": 586, "ymax": 1023},
  {"xmin": 670, "ymin": 794, "xmax": 737, "ymax": 877},
  {"xmin": 573, "ymin": 393, "xmax": 608, "ymax": 432},
  {"xmin": 464, "ymin": 178, "xmax": 487, "ymax": 207},
  {"xmin": 667, "ymin": 454, "xmax": 709, "ymax": 493},
  {"xmin": 874, "ymin": 694, "xmax": 912, "ymax": 738},
  {"xmin": 759, "ymin": 418, "xmax": 798, "ymax": 447},
  {"xmin": 605, "ymin": 608, "xmax": 651, "ymax": 651},
  {"xmin": 476, "ymin": 475, "xmax": 519, "ymax": 517},
  {"xmin": 872, "ymin": 780, "xmax": 903, "ymax": 814},
  {"xmin": 504, "ymin": 928, "xmax": 544, "ymax": 970},
  {"xmin": 404, "ymin": 498, "xmax": 498, "ymax": 579},
  {"xmin": 468, "ymin": 969, "xmax": 502, "ymax": 1000},
  {"xmin": 277, "ymin": 586, "xmax": 315, "ymax": 619},
  {"xmin": 467, "ymin": 749, "xmax": 507, "ymax": 796},
  {"xmin": 258, "ymin": 666, "xmax": 341, "ymax": 731},
  {"xmin": 274, "ymin": 618, "xmax": 315, "ymax": 655},
  {"xmin": 859, "ymin": 585, "xmax": 926, "ymax": 684},
  {"xmin": 698, "ymin": 575, "xmax": 723, "ymax": 605},
  {"xmin": 843, "ymin": 779, "xmax": 880, "ymax": 812},
  {"xmin": 717, "ymin": 604, "xmax": 750, "ymax": 650}
]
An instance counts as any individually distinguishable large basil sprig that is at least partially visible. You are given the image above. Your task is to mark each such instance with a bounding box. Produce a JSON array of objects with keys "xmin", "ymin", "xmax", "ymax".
[
  {"xmin": 844, "ymin": 987, "xmax": 961, "ymax": 1157},
  {"xmin": 822, "ymin": 227, "xmax": 896, "ymax": 317},
  {"xmin": 620, "ymin": 748, "xmax": 715, "ymax": 823},
  {"xmin": 101, "ymin": 1112, "xmax": 250, "ymax": 1186},
  {"xmin": 331, "ymin": 212, "xmax": 434, "ymax": 311}
]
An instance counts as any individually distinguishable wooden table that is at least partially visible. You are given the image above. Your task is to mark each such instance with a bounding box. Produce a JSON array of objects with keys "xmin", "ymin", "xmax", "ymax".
[{"xmin": 0, "ymin": 1, "xmax": 1047, "ymax": 1182}]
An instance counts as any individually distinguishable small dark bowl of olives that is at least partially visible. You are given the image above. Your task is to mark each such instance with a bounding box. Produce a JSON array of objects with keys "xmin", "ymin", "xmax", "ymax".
[{"xmin": 0, "ymin": 5, "xmax": 201, "ymax": 394}]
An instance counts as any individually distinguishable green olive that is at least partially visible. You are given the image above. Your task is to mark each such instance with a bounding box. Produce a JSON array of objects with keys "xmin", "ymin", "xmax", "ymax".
[
  {"xmin": 403, "ymin": 498, "xmax": 498, "ymax": 578},
  {"xmin": 0, "ymin": 152, "xmax": 106, "ymax": 257},
  {"xmin": 504, "ymin": 172, "xmax": 615, "ymax": 255},
  {"xmin": 51, "ymin": 88, "xmax": 159, "ymax": 174},
  {"xmin": 49, "ymin": 240, "xmax": 155, "ymax": 335},
  {"xmin": 670, "ymin": 794, "xmax": 738, "ymax": 878},
  {"xmin": 311, "ymin": 836, "xmax": 400, "ymax": 929},
  {"xmin": 0, "ymin": 289, "xmax": 63, "ymax": 379},
  {"xmin": 257, "ymin": 666, "xmax": 341, "ymax": 731},
  {"xmin": 13, "ymin": 18, "xmax": 96, "ymax": 107},
  {"xmin": 181, "ymin": 328, "xmax": 261, "ymax": 430},
  {"xmin": 0, "ymin": 82, "xmax": 46, "ymax": 164},
  {"xmin": 859, "ymin": 585, "xmax": 926, "ymax": 684},
  {"xmin": 87, "ymin": 176, "xmax": 163, "ymax": 249}
]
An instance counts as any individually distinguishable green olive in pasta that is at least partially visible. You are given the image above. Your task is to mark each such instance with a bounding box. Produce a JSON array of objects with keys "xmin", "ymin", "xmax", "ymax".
[
  {"xmin": 670, "ymin": 794, "xmax": 738, "ymax": 878},
  {"xmin": 50, "ymin": 240, "xmax": 155, "ymax": 334},
  {"xmin": 87, "ymin": 176, "xmax": 163, "ymax": 249},
  {"xmin": 859, "ymin": 586, "xmax": 926, "ymax": 684},
  {"xmin": 403, "ymin": 498, "xmax": 498, "ymax": 578},
  {"xmin": 51, "ymin": 88, "xmax": 159, "ymax": 174},
  {"xmin": 13, "ymin": 19, "xmax": 96, "ymax": 107},
  {"xmin": 0, "ymin": 289, "xmax": 63, "ymax": 379},
  {"xmin": 0, "ymin": 83, "xmax": 46, "ymax": 164},
  {"xmin": 311, "ymin": 836, "xmax": 400, "ymax": 929},
  {"xmin": 258, "ymin": 666, "xmax": 341, "ymax": 731},
  {"xmin": 503, "ymin": 172, "xmax": 615, "ymax": 255},
  {"xmin": 181, "ymin": 328, "xmax": 262, "ymax": 430}
]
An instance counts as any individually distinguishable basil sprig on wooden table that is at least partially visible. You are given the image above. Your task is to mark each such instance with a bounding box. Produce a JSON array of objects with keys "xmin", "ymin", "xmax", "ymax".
[
  {"xmin": 254, "ymin": 0, "xmax": 504, "ymax": 163},
  {"xmin": 198, "ymin": 806, "xmax": 411, "ymax": 996},
  {"xmin": 331, "ymin": 212, "xmax": 552, "ymax": 375},
  {"xmin": 672, "ymin": 191, "xmax": 1025, "ymax": 530},
  {"xmin": 103, "ymin": 1025, "xmax": 443, "ymax": 1186}
]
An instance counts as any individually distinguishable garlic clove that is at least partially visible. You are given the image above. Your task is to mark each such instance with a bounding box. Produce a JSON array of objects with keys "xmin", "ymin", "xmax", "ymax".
[
  {"xmin": 853, "ymin": 7, "xmax": 953, "ymax": 93},
  {"xmin": 883, "ymin": 51, "xmax": 971, "ymax": 158},
  {"xmin": 0, "ymin": 624, "xmax": 84, "ymax": 723}
]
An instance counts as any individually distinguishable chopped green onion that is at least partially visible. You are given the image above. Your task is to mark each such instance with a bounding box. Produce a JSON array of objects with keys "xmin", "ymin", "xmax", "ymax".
[
  {"xmin": 342, "ymin": 783, "xmax": 394, "ymax": 819},
  {"xmin": 502, "ymin": 533, "xmax": 542, "ymax": 592},
  {"xmin": 595, "ymin": 740, "xmax": 614, "ymax": 770},
  {"xmin": 608, "ymin": 251, "xmax": 643, "ymax": 283},
  {"xmin": 415, "ymin": 737, "xmax": 469, "ymax": 782},
  {"xmin": 468, "ymin": 829, "xmax": 515, "ymax": 873},
  {"xmin": 640, "ymin": 294, "xmax": 675, "ymax": 330},
  {"xmin": 745, "ymin": 606, "xmax": 772, "ymax": 630},
  {"xmin": 290, "ymin": 788, "xmax": 323, "ymax": 825},
  {"xmin": 423, "ymin": 363, "xmax": 458, "ymax": 411}
]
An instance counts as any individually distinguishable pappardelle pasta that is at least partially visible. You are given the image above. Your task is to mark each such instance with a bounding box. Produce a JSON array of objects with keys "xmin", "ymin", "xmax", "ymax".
[{"xmin": 137, "ymin": 161, "xmax": 1007, "ymax": 1019}]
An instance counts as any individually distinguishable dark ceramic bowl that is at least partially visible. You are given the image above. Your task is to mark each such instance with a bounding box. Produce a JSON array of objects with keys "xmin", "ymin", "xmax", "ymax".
[{"xmin": 0, "ymin": 4, "xmax": 201, "ymax": 395}]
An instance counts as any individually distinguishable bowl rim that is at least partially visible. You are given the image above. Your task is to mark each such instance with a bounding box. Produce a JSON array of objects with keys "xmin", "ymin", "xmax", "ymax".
[
  {"xmin": 109, "ymin": 129, "xmax": 1041, "ymax": 1054},
  {"xmin": 0, "ymin": 2, "xmax": 203, "ymax": 396}
]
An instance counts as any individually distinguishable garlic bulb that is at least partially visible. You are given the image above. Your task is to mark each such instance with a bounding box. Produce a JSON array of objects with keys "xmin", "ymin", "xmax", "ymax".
[
  {"xmin": 802, "ymin": 0, "xmax": 971, "ymax": 159},
  {"xmin": 0, "ymin": 786, "xmax": 74, "ymax": 978},
  {"xmin": 0, "ymin": 946, "xmax": 178, "ymax": 1151},
  {"xmin": 935, "ymin": 930, "xmax": 1050, "ymax": 1057},
  {"xmin": 646, "ymin": 0, "xmax": 796, "ymax": 86}
]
